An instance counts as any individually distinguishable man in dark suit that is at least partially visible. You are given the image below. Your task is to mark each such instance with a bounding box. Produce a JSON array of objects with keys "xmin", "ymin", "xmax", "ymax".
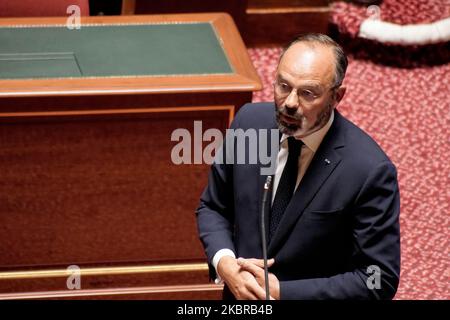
[{"xmin": 196, "ymin": 34, "xmax": 400, "ymax": 300}]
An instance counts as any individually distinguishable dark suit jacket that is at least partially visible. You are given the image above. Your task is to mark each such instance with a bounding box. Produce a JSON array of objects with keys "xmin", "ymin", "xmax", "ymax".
[{"xmin": 196, "ymin": 102, "xmax": 400, "ymax": 299}]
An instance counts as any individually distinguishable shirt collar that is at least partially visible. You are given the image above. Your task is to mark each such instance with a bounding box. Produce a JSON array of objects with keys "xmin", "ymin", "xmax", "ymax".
[{"xmin": 280, "ymin": 110, "xmax": 335, "ymax": 153}]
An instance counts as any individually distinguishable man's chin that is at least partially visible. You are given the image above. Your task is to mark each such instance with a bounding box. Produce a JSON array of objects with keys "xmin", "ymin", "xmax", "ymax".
[{"xmin": 277, "ymin": 121, "xmax": 300, "ymax": 136}]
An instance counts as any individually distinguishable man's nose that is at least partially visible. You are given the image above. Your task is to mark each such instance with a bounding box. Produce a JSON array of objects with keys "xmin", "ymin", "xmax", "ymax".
[{"xmin": 284, "ymin": 89, "xmax": 299, "ymax": 110}]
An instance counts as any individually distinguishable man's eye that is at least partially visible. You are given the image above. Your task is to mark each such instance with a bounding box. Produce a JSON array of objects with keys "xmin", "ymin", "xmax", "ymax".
[
  {"xmin": 300, "ymin": 90, "xmax": 316, "ymax": 100},
  {"xmin": 280, "ymin": 83, "xmax": 290, "ymax": 91}
]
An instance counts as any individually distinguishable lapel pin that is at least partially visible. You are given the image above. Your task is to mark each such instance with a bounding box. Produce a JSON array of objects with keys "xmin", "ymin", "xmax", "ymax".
[{"xmin": 324, "ymin": 158, "xmax": 331, "ymax": 164}]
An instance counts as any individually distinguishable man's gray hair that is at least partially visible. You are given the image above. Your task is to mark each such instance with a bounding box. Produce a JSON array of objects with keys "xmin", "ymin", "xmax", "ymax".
[{"xmin": 280, "ymin": 33, "xmax": 348, "ymax": 88}]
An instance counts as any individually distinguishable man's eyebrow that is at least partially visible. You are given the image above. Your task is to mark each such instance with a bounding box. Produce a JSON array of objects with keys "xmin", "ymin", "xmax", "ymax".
[
  {"xmin": 276, "ymin": 74, "xmax": 325, "ymax": 90},
  {"xmin": 278, "ymin": 79, "xmax": 322, "ymax": 90},
  {"xmin": 302, "ymin": 84, "xmax": 322, "ymax": 91},
  {"xmin": 276, "ymin": 75, "xmax": 289, "ymax": 83}
]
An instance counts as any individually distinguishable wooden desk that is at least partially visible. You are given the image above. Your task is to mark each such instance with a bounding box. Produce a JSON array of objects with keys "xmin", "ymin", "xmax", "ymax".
[
  {"xmin": 0, "ymin": 14, "xmax": 261, "ymax": 299},
  {"xmin": 122, "ymin": 0, "xmax": 330, "ymax": 46},
  {"xmin": 122, "ymin": 0, "xmax": 247, "ymax": 33}
]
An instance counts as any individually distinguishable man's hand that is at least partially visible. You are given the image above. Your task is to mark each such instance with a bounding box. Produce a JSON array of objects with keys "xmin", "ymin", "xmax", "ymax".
[
  {"xmin": 237, "ymin": 257, "xmax": 280, "ymax": 300},
  {"xmin": 217, "ymin": 256, "xmax": 275, "ymax": 300}
]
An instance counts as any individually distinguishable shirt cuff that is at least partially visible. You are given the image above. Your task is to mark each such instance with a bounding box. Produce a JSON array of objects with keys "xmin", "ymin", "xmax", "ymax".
[{"xmin": 212, "ymin": 249, "xmax": 236, "ymax": 284}]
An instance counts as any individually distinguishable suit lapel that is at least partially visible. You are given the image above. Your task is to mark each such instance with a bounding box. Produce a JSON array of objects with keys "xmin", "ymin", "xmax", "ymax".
[{"xmin": 268, "ymin": 111, "xmax": 346, "ymax": 256}]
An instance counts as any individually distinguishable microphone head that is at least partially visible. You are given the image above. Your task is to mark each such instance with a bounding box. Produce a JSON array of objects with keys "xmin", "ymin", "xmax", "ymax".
[{"xmin": 264, "ymin": 176, "xmax": 272, "ymax": 190}]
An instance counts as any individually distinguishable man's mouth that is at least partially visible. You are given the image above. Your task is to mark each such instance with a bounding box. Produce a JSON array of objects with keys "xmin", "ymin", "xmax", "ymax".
[{"xmin": 280, "ymin": 113, "xmax": 300, "ymax": 125}]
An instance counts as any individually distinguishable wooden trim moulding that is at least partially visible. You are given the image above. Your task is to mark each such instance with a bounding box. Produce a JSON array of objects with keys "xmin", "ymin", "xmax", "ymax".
[
  {"xmin": 0, "ymin": 263, "xmax": 209, "ymax": 280},
  {"xmin": 0, "ymin": 284, "xmax": 223, "ymax": 300},
  {"xmin": 0, "ymin": 105, "xmax": 235, "ymax": 126}
]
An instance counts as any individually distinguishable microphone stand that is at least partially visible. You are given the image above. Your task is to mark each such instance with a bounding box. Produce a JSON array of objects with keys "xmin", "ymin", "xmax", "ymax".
[{"xmin": 260, "ymin": 175, "xmax": 272, "ymax": 300}]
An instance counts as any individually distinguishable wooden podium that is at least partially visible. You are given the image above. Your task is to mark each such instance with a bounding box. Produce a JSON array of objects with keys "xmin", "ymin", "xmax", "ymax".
[{"xmin": 0, "ymin": 13, "xmax": 261, "ymax": 299}]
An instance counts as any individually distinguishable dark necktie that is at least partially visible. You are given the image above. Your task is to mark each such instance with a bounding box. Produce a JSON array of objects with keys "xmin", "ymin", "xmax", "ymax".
[{"xmin": 269, "ymin": 136, "xmax": 303, "ymax": 241}]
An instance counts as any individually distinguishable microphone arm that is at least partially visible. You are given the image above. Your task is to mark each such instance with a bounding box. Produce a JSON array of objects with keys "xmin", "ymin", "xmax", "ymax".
[{"xmin": 260, "ymin": 175, "xmax": 272, "ymax": 300}]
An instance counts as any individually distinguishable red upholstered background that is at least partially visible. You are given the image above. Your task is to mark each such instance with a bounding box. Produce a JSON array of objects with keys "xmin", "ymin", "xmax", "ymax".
[{"xmin": 248, "ymin": 0, "xmax": 450, "ymax": 300}]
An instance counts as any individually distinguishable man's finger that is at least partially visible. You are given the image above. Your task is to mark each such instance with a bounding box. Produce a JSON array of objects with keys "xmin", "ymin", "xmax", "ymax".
[
  {"xmin": 238, "ymin": 288, "xmax": 258, "ymax": 301},
  {"xmin": 237, "ymin": 258, "xmax": 265, "ymax": 276},
  {"xmin": 237, "ymin": 258, "xmax": 274, "ymax": 269},
  {"xmin": 246, "ymin": 258, "xmax": 275, "ymax": 268},
  {"xmin": 244, "ymin": 277, "xmax": 268, "ymax": 300}
]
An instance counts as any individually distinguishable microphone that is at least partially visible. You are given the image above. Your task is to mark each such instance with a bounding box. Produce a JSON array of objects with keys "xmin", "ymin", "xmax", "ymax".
[{"xmin": 260, "ymin": 175, "xmax": 272, "ymax": 300}]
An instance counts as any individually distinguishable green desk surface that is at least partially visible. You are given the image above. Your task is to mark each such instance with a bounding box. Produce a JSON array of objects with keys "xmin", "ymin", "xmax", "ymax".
[{"xmin": 0, "ymin": 23, "xmax": 233, "ymax": 80}]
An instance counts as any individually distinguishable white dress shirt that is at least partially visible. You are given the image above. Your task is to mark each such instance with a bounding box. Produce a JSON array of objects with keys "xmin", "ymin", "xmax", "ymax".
[{"xmin": 212, "ymin": 111, "xmax": 335, "ymax": 283}]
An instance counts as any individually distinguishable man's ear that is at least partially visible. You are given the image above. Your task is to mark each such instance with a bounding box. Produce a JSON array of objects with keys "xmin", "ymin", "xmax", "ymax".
[{"xmin": 335, "ymin": 86, "xmax": 346, "ymax": 104}]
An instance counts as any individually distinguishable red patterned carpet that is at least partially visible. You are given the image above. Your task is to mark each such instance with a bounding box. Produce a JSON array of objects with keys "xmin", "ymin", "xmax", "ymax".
[{"xmin": 247, "ymin": 40, "xmax": 449, "ymax": 299}]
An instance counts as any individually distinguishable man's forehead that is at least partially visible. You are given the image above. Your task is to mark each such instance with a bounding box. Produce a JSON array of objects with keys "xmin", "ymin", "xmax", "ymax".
[
  {"xmin": 276, "ymin": 72, "xmax": 323, "ymax": 88},
  {"xmin": 282, "ymin": 41, "xmax": 334, "ymax": 61},
  {"xmin": 278, "ymin": 42, "xmax": 335, "ymax": 83}
]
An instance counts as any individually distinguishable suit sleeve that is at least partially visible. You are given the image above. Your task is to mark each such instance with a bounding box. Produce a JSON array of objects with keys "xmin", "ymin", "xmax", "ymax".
[
  {"xmin": 280, "ymin": 161, "xmax": 401, "ymax": 299},
  {"xmin": 195, "ymin": 114, "xmax": 241, "ymax": 280}
]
